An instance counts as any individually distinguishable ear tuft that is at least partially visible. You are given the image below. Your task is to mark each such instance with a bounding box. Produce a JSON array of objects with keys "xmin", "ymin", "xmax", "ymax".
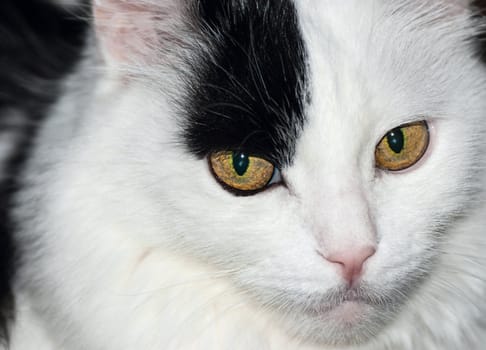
[{"xmin": 93, "ymin": 0, "xmax": 185, "ymax": 65}]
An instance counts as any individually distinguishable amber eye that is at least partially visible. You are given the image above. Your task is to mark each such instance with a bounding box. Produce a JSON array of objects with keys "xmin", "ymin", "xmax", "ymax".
[
  {"xmin": 375, "ymin": 121, "xmax": 429, "ymax": 171},
  {"xmin": 209, "ymin": 151, "xmax": 277, "ymax": 193}
]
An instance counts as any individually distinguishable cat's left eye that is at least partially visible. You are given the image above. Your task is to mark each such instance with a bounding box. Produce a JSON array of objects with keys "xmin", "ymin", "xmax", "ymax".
[
  {"xmin": 209, "ymin": 151, "xmax": 280, "ymax": 194},
  {"xmin": 375, "ymin": 121, "xmax": 429, "ymax": 171}
]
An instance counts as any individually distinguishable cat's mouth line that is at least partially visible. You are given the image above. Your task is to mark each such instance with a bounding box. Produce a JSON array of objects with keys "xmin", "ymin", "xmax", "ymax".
[
  {"xmin": 342, "ymin": 289, "xmax": 367, "ymax": 303},
  {"xmin": 294, "ymin": 286, "xmax": 384, "ymax": 316}
]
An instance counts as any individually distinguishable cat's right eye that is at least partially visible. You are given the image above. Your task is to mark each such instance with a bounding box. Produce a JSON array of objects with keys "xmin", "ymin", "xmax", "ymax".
[
  {"xmin": 209, "ymin": 151, "xmax": 280, "ymax": 195},
  {"xmin": 375, "ymin": 121, "xmax": 429, "ymax": 171}
]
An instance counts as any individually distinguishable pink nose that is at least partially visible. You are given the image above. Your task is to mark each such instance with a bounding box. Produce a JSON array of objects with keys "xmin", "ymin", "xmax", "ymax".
[{"xmin": 324, "ymin": 246, "xmax": 376, "ymax": 286}]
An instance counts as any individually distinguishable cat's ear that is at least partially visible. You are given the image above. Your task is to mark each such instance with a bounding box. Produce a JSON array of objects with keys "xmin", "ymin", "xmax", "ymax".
[
  {"xmin": 430, "ymin": 0, "xmax": 472, "ymax": 17},
  {"xmin": 450, "ymin": 0, "xmax": 470, "ymax": 6},
  {"xmin": 444, "ymin": 0, "xmax": 472, "ymax": 12},
  {"xmin": 93, "ymin": 0, "xmax": 186, "ymax": 65}
]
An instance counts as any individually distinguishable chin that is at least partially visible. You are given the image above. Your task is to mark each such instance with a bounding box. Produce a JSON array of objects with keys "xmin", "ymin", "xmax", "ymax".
[
  {"xmin": 287, "ymin": 302, "xmax": 390, "ymax": 346},
  {"xmin": 268, "ymin": 287, "xmax": 401, "ymax": 347}
]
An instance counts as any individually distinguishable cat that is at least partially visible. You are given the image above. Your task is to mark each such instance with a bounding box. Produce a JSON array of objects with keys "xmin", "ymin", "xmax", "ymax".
[{"xmin": 2, "ymin": 0, "xmax": 486, "ymax": 349}]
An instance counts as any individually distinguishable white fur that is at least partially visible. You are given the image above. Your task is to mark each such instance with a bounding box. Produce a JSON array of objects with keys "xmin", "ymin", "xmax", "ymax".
[{"xmin": 8, "ymin": 1, "xmax": 486, "ymax": 349}]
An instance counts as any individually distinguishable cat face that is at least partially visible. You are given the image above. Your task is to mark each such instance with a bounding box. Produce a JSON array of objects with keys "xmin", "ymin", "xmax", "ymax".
[{"xmin": 59, "ymin": 0, "xmax": 485, "ymax": 347}]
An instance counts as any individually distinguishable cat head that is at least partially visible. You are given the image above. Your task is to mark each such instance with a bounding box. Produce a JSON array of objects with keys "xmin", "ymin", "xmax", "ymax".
[{"xmin": 80, "ymin": 0, "xmax": 486, "ymax": 346}]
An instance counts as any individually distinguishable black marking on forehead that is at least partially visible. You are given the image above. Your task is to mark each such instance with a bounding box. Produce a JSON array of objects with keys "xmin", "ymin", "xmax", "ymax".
[{"xmin": 183, "ymin": 0, "xmax": 308, "ymax": 168}]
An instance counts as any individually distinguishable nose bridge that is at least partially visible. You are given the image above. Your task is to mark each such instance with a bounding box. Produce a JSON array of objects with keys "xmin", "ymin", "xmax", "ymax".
[{"xmin": 313, "ymin": 179, "xmax": 377, "ymax": 253}]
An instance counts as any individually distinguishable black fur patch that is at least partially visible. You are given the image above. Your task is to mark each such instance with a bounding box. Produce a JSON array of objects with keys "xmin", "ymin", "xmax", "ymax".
[
  {"xmin": 0, "ymin": 0, "xmax": 87, "ymax": 343},
  {"xmin": 183, "ymin": 0, "xmax": 309, "ymax": 168}
]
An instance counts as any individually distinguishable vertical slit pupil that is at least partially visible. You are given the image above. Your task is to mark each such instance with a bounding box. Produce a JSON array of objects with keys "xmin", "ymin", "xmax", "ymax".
[
  {"xmin": 387, "ymin": 128, "xmax": 405, "ymax": 154},
  {"xmin": 232, "ymin": 152, "xmax": 250, "ymax": 176}
]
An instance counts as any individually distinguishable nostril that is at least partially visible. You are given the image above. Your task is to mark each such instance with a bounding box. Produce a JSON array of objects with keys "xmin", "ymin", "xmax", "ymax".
[{"xmin": 322, "ymin": 246, "xmax": 376, "ymax": 285}]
